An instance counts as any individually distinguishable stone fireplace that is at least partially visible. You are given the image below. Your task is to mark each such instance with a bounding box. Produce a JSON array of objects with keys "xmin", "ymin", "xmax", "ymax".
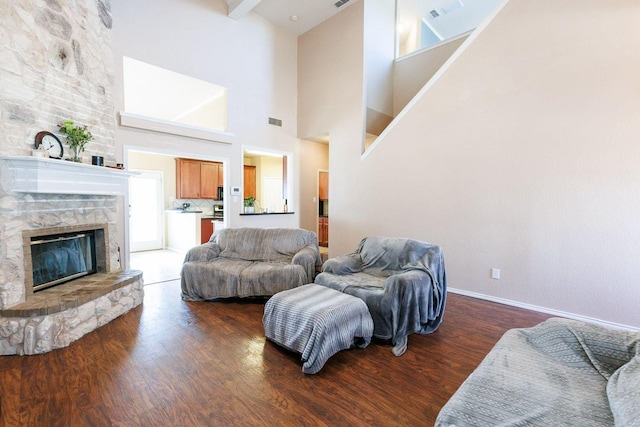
[{"xmin": 0, "ymin": 157, "xmax": 143, "ymax": 355}]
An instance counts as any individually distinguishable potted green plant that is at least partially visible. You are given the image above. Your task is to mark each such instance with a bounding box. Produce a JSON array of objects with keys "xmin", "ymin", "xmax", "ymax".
[
  {"xmin": 58, "ymin": 120, "xmax": 93, "ymax": 162},
  {"xmin": 244, "ymin": 196, "xmax": 255, "ymax": 213}
]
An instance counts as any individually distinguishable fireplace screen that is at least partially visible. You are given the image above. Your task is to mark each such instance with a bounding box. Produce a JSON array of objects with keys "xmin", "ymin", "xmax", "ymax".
[{"xmin": 31, "ymin": 231, "xmax": 97, "ymax": 291}]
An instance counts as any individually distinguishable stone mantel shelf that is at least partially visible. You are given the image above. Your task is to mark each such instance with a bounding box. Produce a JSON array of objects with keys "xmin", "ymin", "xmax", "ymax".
[{"xmin": 0, "ymin": 156, "xmax": 136, "ymax": 196}]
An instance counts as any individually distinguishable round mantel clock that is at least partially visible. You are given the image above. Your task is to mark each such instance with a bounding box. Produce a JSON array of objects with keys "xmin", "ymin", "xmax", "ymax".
[{"xmin": 34, "ymin": 131, "xmax": 64, "ymax": 159}]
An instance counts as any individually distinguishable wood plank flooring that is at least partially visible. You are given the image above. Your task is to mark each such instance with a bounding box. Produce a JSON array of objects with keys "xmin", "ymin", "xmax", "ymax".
[{"xmin": 0, "ymin": 281, "xmax": 551, "ymax": 426}]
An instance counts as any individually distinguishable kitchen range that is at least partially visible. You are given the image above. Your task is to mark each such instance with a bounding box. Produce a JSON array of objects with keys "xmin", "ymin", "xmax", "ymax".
[{"xmin": 213, "ymin": 203, "xmax": 223, "ymax": 219}]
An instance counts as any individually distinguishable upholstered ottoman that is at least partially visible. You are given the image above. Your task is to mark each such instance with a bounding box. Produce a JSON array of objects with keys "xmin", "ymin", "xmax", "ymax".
[{"xmin": 263, "ymin": 284, "xmax": 374, "ymax": 374}]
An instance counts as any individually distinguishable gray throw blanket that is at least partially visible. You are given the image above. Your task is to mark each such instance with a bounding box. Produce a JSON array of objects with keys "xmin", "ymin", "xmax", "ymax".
[
  {"xmin": 263, "ymin": 284, "xmax": 373, "ymax": 374},
  {"xmin": 314, "ymin": 236, "xmax": 446, "ymax": 355},
  {"xmin": 436, "ymin": 318, "xmax": 640, "ymax": 427},
  {"xmin": 181, "ymin": 228, "xmax": 322, "ymax": 300}
]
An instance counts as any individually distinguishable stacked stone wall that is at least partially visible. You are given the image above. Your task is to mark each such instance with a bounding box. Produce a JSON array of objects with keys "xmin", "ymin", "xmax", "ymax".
[{"xmin": 0, "ymin": 0, "xmax": 115, "ymax": 164}]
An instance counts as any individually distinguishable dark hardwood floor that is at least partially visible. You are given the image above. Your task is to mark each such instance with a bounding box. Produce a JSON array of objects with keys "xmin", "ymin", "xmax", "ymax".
[{"xmin": 0, "ymin": 280, "xmax": 551, "ymax": 426}]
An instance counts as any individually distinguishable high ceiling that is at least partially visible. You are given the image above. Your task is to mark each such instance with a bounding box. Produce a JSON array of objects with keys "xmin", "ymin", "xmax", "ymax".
[
  {"xmin": 228, "ymin": 0, "xmax": 497, "ymax": 41},
  {"xmin": 227, "ymin": 0, "xmax": 358, "ymax": 36}
]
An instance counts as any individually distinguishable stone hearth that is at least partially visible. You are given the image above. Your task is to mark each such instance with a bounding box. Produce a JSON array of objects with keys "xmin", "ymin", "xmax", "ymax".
[{"xmin": 0, "ymin": 270, "xmax": 143, "ymax": 355}]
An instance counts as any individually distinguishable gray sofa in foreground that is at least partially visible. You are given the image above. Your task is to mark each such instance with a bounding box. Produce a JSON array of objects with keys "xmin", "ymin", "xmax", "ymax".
[
  {"xmin": 436, "ymin": 317, "xmax": 640, "ymax": 427},
  {"xmin": 314, "ymin": 236, "xmax": 447, "ymax": 356},
  {"xmin": 181, "ymin": 227, "xmax": 321, "ymax": 300}
]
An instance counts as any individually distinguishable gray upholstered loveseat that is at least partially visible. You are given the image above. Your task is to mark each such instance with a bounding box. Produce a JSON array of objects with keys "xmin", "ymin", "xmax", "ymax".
[
  {"xmin": 181, "ymin": 227, "xmax": 321, "ymax": 300},
  {"xmin": 436, "ymin": 318, "xmax": 640, "ymax": 427}
]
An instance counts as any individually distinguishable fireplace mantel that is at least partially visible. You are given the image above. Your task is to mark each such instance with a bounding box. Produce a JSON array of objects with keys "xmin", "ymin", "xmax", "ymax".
[{"xmin": 0, "ymin": 156, "xmax": 135, "ymax": 196}]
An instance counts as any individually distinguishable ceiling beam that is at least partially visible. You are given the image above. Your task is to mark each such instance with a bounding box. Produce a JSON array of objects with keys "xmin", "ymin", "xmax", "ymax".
[{"xmin": 227, "ymin": 0, "xmax": 263, "ymax": 20}]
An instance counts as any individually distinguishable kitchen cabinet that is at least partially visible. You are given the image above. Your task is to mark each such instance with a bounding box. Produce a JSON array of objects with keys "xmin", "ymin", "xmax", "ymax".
[
  {"xmin": 176, "ymin": 158, "xmax": 201, "ymax": 199},
  {"xmin": 244, "ymin": 165, "xmax": 256, "ymax": 199},
  {"xmin": 318, "ymin": 217, "xmax": 328, "ymax": 247},
  {"xmin": 319, "ymin": 171, "xmax": 329, "ymax": 200},
  {"xmin": 200, "ymin": 162, "xmax": 220, "ymax": 199},
  {"xmin": 201, "ymin": 218, "xmax": 214, "ymax": 244},
  {"xmin": 176, "ymin": 158, "xmax": 223, "ymax": 199}
]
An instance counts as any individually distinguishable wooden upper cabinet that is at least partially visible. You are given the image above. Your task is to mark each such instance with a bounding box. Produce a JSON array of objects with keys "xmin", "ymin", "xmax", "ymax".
[
  {"xmin": 244, "ymin": 165, "xmax": 256, "ymax": 199},
  {"xmin": 218, "ymin": 163, "xmax": 224, "ymax": 186},
  {"xmin": 177, "ymin": 158, "xmax": 223, "ymax": 200},
  {"xmin": 176, "ymin": 158, "xmax": 201, "ymax": 199},
  {"xmin": 200, "ymin": 162, "xmax": 219, "ymax": 199},
  {"xmin": 319, "ymin": 171, "xmax": 329, "ymax": 200}
]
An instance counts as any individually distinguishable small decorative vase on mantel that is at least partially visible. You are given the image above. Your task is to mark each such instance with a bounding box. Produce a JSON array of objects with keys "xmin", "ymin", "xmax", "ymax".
[{"xmin": 73, "ymin": 145, "xmax": 82, "ymax": 162}]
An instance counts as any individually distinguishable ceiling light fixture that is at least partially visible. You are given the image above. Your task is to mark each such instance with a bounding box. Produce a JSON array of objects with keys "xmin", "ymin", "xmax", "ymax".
[{"xmin": 290, "ymin": 15, "xmax": 298, "ymax": 22}]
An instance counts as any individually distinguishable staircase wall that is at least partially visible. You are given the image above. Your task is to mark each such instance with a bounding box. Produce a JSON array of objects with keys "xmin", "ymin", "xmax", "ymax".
[{"xmin": 301, "ymin": 0, "xmax": 640, "ymax": 328}]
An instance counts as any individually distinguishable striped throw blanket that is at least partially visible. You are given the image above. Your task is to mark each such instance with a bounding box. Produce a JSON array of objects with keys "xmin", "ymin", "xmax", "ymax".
[{"xmin": 263, "ymin": 284, "xmax": 374, "ymax": 374}]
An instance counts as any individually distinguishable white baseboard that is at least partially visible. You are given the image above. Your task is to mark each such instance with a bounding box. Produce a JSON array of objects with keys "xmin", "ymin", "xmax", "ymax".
[{"xmin": 448, "ymin": 287, "xmax": 639, "ymax": 332}]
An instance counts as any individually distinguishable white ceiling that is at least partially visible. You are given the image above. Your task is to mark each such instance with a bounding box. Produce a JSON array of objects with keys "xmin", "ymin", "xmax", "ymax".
[
  {"xmin": 230, "ymin": 0, "xmax": 497, "ymax": 40},
  {"xmin": 228, "ymin": 0, "xmax": 358, "ymax": 36}
]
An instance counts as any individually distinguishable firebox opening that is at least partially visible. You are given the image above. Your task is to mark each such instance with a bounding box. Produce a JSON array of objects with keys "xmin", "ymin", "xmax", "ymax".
[
  {"xmin": 22, "ymin": 223, "xmax": 110, "ymax": 297},
  {"xmin": 31, "ymin": 231, "xmax": 98, "ymax": 292}
]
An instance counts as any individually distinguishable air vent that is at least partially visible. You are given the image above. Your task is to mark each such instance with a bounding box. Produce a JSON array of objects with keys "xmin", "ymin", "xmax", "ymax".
[
  {"xmin": 429, "ymin": 9, "xmax": 440, "ymax": 18},
  {"xmin": 334, "ymin": 0, "xmax": 351, "ymax": 8},
  {"xmin": 268, "ymin": 117, "xmax": 282, "ymax": 127}
]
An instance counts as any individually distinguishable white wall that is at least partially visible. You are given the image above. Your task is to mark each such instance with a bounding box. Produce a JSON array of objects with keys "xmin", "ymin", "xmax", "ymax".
[
  {"xmin": 111, "ymin": 0, "xmax": 300, "ymax": 239},
  {"xmin": 393, "ymin": 34, "xmax": 468, "ymax": 115},
  {"xmin": 299, "ymin": 140, "xmax": 329, "ymax": 233},
  {"xmin": 298, "ymin": 1, "xmax": 365, "ymax": 140},
  {"xmin": 298, "ymin": 0, "xmax": 366, "ymax": 255},
  {"xmin": 364, "ymin": 0, "xmax": 395, "ymax": 118},
  {"xmin": 300, "ymin": 0, "xmax": 640, "ymax": 329}
]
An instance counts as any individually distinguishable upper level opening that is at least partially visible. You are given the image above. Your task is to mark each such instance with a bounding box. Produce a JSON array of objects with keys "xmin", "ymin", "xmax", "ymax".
[
  {"xmin": 122, "ymin": 57, "xmax": 228, "ymax": 133},
  {"xmin": 396, "ymin": 0, "xmax": 503, "ymax": 58}
]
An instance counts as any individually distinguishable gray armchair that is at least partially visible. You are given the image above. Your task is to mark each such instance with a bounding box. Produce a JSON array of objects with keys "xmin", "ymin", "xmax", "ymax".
[{"xmin": 314, "ymin": 236, "xmax": 446, "ymax": 356}]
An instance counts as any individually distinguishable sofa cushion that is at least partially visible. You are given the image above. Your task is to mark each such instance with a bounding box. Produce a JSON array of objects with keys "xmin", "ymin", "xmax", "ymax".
[
  {"xmin": 239, "ymin": 262, "xmax": 308, "ymax": 296},
  {"xmin": 217, "ymin": 228, "xmax": 317, "ymax": 263},
  {"xmin": 315, "ymin": 271, "xmax": 386, "ymax": 293},
  {"xmin": 181, "ymin": 258, "xmax": 252, "ymax": 300}
]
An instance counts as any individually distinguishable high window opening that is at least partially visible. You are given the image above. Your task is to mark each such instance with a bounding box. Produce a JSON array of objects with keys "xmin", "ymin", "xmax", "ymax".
[{"xmin": 122, "ymin": 57, "xmax": 228, "ymax": 133}]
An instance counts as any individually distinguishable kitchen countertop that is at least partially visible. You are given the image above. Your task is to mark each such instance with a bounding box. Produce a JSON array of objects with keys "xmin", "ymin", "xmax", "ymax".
[
  {"xmin": 166, "ymin": 209, "xmax": 203, "ymax": 214},
  {"xmin": 239, "ymin": 212, "xmax": 295, "ymax": 216}
]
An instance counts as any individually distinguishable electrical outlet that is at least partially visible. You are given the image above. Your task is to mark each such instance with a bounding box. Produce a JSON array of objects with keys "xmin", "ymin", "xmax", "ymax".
[{"xmin": 491, "ymin": 268, "xmax": 501, "ymax": 280}]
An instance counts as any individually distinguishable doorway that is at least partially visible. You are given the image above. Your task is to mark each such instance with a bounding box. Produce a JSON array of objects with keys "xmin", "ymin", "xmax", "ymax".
[{"xmin": 129, "ymin": 170, "xmax": 164, "ymax": 252}]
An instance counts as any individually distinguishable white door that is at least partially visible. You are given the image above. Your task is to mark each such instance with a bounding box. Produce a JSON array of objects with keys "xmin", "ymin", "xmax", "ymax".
[{"xmin": 129, "ymin": 170, "xmax": 164, "ymax": 252}]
